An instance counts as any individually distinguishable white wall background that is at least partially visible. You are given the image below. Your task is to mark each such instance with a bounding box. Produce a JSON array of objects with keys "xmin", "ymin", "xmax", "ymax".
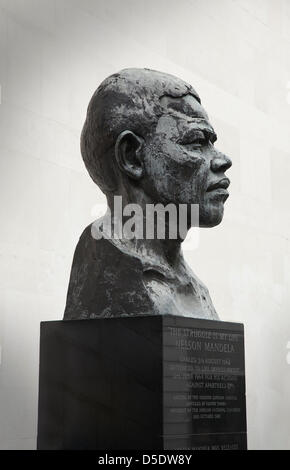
[{"xmin": 0, "ymin": 0, "xmax": 290, "ymax": 450}]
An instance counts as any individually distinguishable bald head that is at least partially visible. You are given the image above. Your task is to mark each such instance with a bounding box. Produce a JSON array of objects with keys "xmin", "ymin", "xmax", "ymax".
[{"xmin": 81, "ymin": 68, "xmax": 200, "ymax": 194}]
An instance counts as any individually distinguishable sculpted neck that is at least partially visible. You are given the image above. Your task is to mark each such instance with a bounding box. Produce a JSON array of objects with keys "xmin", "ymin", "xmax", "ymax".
[{"xmin": 105, "ymin": 185, "xmax": 186, "ymax": 269}]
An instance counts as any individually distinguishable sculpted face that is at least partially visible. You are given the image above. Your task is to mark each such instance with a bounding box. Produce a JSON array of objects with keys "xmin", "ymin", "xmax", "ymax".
[{"xmin": 142, "ymin": 94, "xmax": 232, "ymax": 228}]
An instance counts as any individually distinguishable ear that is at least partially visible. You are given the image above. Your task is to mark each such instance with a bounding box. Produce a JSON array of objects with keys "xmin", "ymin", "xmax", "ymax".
[{"xmin": 115, "ymin": 130, "xmax": 144, "ymax": 181}]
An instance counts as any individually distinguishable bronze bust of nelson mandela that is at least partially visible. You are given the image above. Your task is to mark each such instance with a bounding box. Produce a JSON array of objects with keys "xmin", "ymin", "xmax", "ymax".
[{"xmin": 64, "ymin": 68, "xmax": 232, "ymax": 321}]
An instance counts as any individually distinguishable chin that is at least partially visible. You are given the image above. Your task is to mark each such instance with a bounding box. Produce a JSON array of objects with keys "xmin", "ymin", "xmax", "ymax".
[{"xmin": 199, "ymin": 204, "xmax": 224, "ymax": 228}]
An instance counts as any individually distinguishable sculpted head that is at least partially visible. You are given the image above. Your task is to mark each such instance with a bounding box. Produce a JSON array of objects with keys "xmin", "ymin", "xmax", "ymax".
[{"xmin": 81, "ymin": 68, "xmax": 232, "ymax": 228}]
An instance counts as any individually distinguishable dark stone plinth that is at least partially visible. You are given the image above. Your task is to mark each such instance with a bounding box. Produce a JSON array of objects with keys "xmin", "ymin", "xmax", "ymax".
[{"xmin": 37, "ymin": 316, "xmax": 247, "ymax": 450}]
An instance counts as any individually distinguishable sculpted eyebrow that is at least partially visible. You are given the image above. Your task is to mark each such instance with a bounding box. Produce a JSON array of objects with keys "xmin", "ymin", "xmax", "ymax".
[{"xmin": 180, "ymin": 127, "xmax": 217, "ymax": 143}]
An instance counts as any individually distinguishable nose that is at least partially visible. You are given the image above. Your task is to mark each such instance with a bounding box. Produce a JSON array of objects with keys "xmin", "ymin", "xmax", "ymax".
[{"xmin": 210, "ymin": 151, "xmax": 232, "ymax": 173}]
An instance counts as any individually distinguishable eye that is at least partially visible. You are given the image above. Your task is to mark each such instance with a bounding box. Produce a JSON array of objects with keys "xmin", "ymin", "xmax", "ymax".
[{"xmin": 181, "ymin": 131, "xmax": 208, "ymax": 149}]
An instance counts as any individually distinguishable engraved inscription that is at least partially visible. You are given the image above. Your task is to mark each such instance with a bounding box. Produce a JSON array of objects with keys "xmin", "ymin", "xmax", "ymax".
[{"xmin": 163, "ymin": 320, "xmax": 247, "ymax": 450}]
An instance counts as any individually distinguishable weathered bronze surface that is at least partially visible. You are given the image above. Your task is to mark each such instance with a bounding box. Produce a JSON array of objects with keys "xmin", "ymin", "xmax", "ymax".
[{"xmin": 64, "ymin": 69, "xmax": 232, "ymax": 320}]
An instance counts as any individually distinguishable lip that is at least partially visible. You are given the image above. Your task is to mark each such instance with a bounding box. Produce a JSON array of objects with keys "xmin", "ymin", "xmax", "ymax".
[{"xmin": 207, "ymin": 178, "xmax": 230, "ymax": 192}]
